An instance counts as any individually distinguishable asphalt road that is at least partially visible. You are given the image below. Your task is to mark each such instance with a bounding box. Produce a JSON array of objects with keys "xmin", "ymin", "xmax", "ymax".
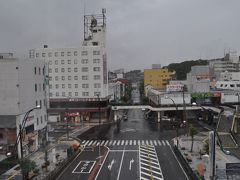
[{"xmin": 56, "ymin": 109, "xmax": 188, "ymax": 180}]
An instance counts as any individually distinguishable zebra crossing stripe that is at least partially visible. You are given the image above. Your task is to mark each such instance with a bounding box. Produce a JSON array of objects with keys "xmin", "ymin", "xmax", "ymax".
[
  {"xmin": 130, "ymin": 140, "xmax": 132, "ymax": 145},
  {"xmin": 138, "ymin": 140, "xmax": 141, "ymax": 145},
  {"xmin": 84, "ymin": 140, "xmax": 89, "ymax": 146},
  {"xmin": 140, "ymin": 154, "xmax": 159, "ymax": 163},
  {"xmin": 162, "ymin": 140, "xmax": 166, "ymax": 146},
  {"xmin": 126, "ymin": 140, "xmax": 128, "ymax": 145},
  {"xmin": 109, "ymin": 141, "xmax": 112, "ymax": 146},
  {"xmin": 141, "ymin": 166, "xmax": 162, "ymax": 175},
  {"xmin": 117, "ymin": 141, "xmax": 120, "ymax": 146},
  {"xmin": 141, "ymin": 171, "xmax": 162, "ymax": 180},
  {"xmin": 134, "ymin": 140, "xmax": 136, "ymax": 145},
  {"xmin": 88, "ymin": 140, "xmax": 93, "ymax": 146},
  {"xmin": 150, "ymin": 140, "xmax": 153, "ymax": 145},
  {"xmin": 140, "ymin": 147, "xmax": 155, "ymax": 154},
  {"xmin": 140, "ymin": 151, "xmax": 156, "ymax": 158},
  {"xmin": 121, "ymin": 140, "xmax": 124, "ymax": 145},
  {"xmin": 96, "ymin": 141, "xmax": 100, "ymax": 146},
  {"xmin": 92, "ymin": 141, "xmax": 97, "ymax": 145},
  {"xmin": 82, "ymin": 140, "xmax": 86, "ymax": 144},
  {"xmin": 100, "ymin": 141, "xmax": 105, "ymax": 146},
  {"xmin": 142, "ymin": 140, "xmax": 145, "ymax": 145},
  {"xmin": 157, "ymin": 140, "xmax": 162, "ymax": 146},
  {"xmin": 140, "ymin": 160, "xmax": 160, "ymax": 167},
  {"xmin": 104, "ymin": 140, "xmax": 109, "ymax": 146},
  {"xmin": 154, "ymin": 140, "xmax": 157, "ymax": 146},
  {"xmin": 166, "ymin": 141, "xmax": 170, "ymax": 146},
  {"xmin": 146, "ymin": 140, "xmax": 149, "ymax": 145},
  {"xmin": 113, "ymin": 140, "xmax": 116, "ymax": 146}
]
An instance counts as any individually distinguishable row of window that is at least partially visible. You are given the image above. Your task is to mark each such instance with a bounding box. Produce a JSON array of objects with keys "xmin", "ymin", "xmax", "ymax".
[
  {"xmin": 49, "ymin": 59, "xmax": 100, "ymax": 65},
  {"xmin": 49, "ymin": 83, "xmax": 101, "ymax": 89},
  {"xmin": 36, "ymin": 115, "xmax": 47, "ymax": 126},
  {"xmin": 35, "ymin": 99, "xmax": 47, "ymax": 108},
  {"xmin": 36, "ymin": 50, "xmax": 100, "ymax": 58},
  {"xmin": 35, "ymin": 83, "xmax": 46, "ymax": 92},
  {"xmin": 49, "ymin": 67, "xmax": 100, "ymax": 73},
  {"xmin": 34, "ymin": 66, "xmax": 45, "ymax": 75},
  {"xmin": 49, "ymin": 91, "xmax": 101, "ymax": 97},
  {"xmin": 49, "ymin": 75, "xmax": 101, "ymax": 81}
]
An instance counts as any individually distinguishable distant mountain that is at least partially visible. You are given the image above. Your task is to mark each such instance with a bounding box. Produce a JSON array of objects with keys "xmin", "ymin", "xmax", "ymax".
[{"xmin": 166, "ymin": 59, "xmax": 209, "ymax": 80}]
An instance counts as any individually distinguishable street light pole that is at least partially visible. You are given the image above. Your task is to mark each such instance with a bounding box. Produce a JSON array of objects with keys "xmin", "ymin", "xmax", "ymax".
[
  {"xmin": 165, "ymin": 96, "xmax": 179, "ymax": 148},
  {"xmin": 97, "ymin": 94, "xmax": 101, "ymax": 125}
]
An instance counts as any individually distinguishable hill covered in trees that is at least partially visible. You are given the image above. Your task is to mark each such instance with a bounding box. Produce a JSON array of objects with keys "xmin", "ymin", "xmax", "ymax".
[{"xmin": 166, "ymin": 59, "xmax": 209, "ymax": 80}]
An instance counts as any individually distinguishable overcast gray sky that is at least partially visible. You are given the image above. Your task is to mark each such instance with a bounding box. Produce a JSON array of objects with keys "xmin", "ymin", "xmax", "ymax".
[{"xmin": 0, "ymin": 0, "xmax": 240, "ymax": 71}]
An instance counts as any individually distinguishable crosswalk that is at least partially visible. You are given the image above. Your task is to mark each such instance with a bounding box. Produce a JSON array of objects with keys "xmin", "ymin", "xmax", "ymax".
[
  {"xmin": 81, "ymin": 140, "xmax": 170, "ymax": 147},
  {"xmin": 139, "ymin": 145, "xmax": 164, "ymax": 180}
]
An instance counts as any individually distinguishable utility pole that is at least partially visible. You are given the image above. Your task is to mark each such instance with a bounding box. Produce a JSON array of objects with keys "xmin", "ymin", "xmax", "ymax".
[{"xmin": 19, "ymin": 125, "xmax": 23, "ymax": 159}]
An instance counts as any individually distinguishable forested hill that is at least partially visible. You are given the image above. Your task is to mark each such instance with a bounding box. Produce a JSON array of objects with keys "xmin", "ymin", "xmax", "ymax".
[{"xmin": 166, "ymin": 59, "xmax": 209, "ymax": 80}]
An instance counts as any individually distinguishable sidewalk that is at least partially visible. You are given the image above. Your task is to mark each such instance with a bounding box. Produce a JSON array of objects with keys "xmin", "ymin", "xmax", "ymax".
[
  {"xmin": 2, "ymin": 124, "xmax": 93, "ymax": 180},
  {"xmin": 177, "ymin": 131, "xmax": 239, "ymax": 180}
]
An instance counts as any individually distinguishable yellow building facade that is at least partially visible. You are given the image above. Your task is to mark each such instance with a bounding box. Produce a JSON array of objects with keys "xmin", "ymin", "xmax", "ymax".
[{"xmin": 144, "ymin": 68, "xmax": 175, "ymax": 90}]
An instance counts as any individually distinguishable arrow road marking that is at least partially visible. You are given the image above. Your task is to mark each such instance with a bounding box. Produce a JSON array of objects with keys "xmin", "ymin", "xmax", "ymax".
[
  {"xmin": 129, "ymin": 159, "xmax": 134, "ymax": 170},
  {"xmin": 107, "ymin": 159, "xmax": 115, "ymax": 171}
]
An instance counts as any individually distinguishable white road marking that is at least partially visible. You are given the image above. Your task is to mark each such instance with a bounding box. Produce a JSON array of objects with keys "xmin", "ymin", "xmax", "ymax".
[
  {"xmin": 138, "ymin": 140, "xmax": 140, "ymax": 145},
  {"xmin": 140, "ymin": 154, "xmax": 158, "ymax": 163},
  {"xmin": 134, "ymin": 140, "xmax": 136, "ymax": 145},
  {"xmin": 121, "ymin": 140, "xmax": 124, "ymax": 145},
  {"xmin": 162, "ymin": 140, "xmax": 166, "ymax": 146},
  {"xmin": 146, "ymin": 140, "xmax": 149, "ymax": 145},
  {"xmin": 96, "ymin": 141, "xmax": 100, "ymax": 146},
  {"xmin": 84, "ymin": 140, "xmax": 89, "ymax": 146},
  {"xmin": 142, "ymin": 140, "xmax": 145, "ymax": 145},
  {"xmin": 141, "ymin": 166, "xmax": 162, "ymax": 174},
  {"xmin": 116, "ymin": 150, "xmax": 125, "ymax": 180},
  {"xmin": 150, "ymin": 140, "xmax": 153, "ymax": 145},
  {"xmin": 141, "ymin": 171, "xmax": 162, "ymax": 180},
  {"xmin": 113, "ymin": 140, "xmax": 116, "ymax": 146},
  {"xmin": 88, "ymin": 140, "xmax": 93, "ymax": 146},
  {"xmin": 126, "ymin": 140, "xmax": 128, "ymax": 145},
  {"xmin": 129, "ymin": 159, "xmax": 134, "ymax": 170},
  {"xmin": 154, "ymin": 140, "xmax": 157, "ymax": 146},
  {"xmin": 104, "ymin": 140, "xmax": 109, "ymax": 146},
  {"xmin": 117, "ymin": 140, "xmax": 120, "ymax": 146},
  {"xmin": 109, "ymin": 141, "xmax": 112, "ymax": 146},
  {"xmin": 140, "ymin": 160, "xmax": 160, "ymax": 168},
  {"xmin": 140, "ymin": 151, "xmax": 156, "ymax": 158},
  {"xmin": 166, "ymin": 141, "xmax": 170, "ymax": 146},
  {"xmin": 92, "ymin": 141, "xmax": 97, "ymax": 145},
  {"xmin": 82, "ymin": 140, "xmax": 86, "ymax": 144},
  {"xmin": 100, "ymin": 141, "xmax": 105, "ymax": 146},
  {"xmin": 157, "ymin": 140, "xmax": 162, "ymax": 146},
  {"xmin": 130, "ymin": 140, "xmax": 132, "ymax": 145}
]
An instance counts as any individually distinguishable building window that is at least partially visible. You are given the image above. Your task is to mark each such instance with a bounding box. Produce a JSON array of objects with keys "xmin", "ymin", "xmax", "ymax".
[
  {"xmin": 68, "ymin": 76, "xmax": 71, "ymax": 80},
  {"xmin": 82, "ymin": 84, "xmax": 89, "ymax": 88},
  {"xmin": 37, "ymin": 118, "xmax": 39, "ymax": 125},
  {"xmin": 68, "ymin": 92, "xmax": 72, "ymax": 97},
  {"xmin": 93, "ymin": 59, "xmax": 100, "ymax": 63},
  {"xmin": 81, "ymin": 59, "xmax": 88, "ymax": 64},
  {"xmin": 49, "ymin": 93, "xmax": 52, "ymax": 97},
  {"xmin": 93, "ymin": 50, "xmax": 100, "ymax": 55},
  {"xmin": 48, "ymin": 52, "xmax": 52, "ymax": 57},
  {"xmin": 61, "ymin": 60, "xmax": 64, "ymax": 64},
  {"xmin": 94, "ymin": 83, "xmax": 101, "ymax": 88},
  {"xmin": 82, "ymin": 76, "xmax": 88, "ymax": 80},
  {"xmin": 62, "ymin": 92, "xmax": 65, "ymax": 96},
  {"xmin": 74, "ymin": 84, "xmax": 78, "ymax": 88},
  {"xmin": 43, "ymin": 83, "xmax": 45, "ymax": 91},
  {"xmin": 92, "ymin": 42, "xmax": 98, "ymax": 46},
  {"xmin": 74, "ymin": 51, "xmax": 78, "ymax": 56},
  {"xmin": 55, "ymin": 76, "xmax": 59, "ymax": 81},
  {"xmin": 39, "ymin": 84, "xmax": 41, "ymax": 91},
  {"xmin": 75, "ymin": 92, "xmax": 78, "ymax": 96},
  {"xmin": 55, "ymin": 68, "xmax": 58, "ymax": 73},
  {"xmin": 62, "ymin": 76, "xmax": 65, "ymax": 81},
  {"xmin": 44, "ymin": 115, "xmax": 47, "ymax": 122},
  {"xmin": 94, "ymin": 75, "xmax": 100, "ymax": 80},
  {"xmin": 55, "ymin": 52, "xmax": 58, "ymax": 57},
  {"xmin": 36, "ymin": 53, "xmax": 39, "ymax": 57},
  {"xmin": 55, "ymin": 60, "xmax": 58, "ymax": 65},
  {"xmin": 35, "ymin": 84, "xmax": 37, "ymax": 92},
  {"xmin": 74, "ymin": 76, "xmax": 78, "ymax": 80},
  {"xmin": 56, "ymin": 92, "xmax": 59, "ymax": 96},
  {"xmin": 82, "ymin": 92, "xmax": 89, "ymax": 96},
  {"xmin": 49, "ymin": 60, "xmax": 52, "ymax": 65},
  {"xmin": 93, "ymin": 67, "xmax": 100, "ymax": 71},
  {"xmin": 49, "ymin": 84, "xmax": 52, "ymax": 89},
  {"xmin": 94, "ymin": 92, "xmax": 101, "ymax": 96},
  {"xmin": 82, "ymin": 67, "xmax": 88, "ymax": 72},
  {"xmin": 74, "ymin": 59, "xmax": 78, "ymax": 64},
  {"xmin": 61, "ymin": 68, "xmax": 65, "ymax": 72},
  {"xmin": 40, "ymin": 100, "xmax": 42, "ymax": 109},
  {"xmin": 43, "ymin": 67, "xmax": 45, "ymax": 75},
  {"xmin": 55, "ymin": 84, "xmax": 59, "ymax": 89},
  {"xmin": 81, "ymin": 51, "xmax": 88, "ymax": 56},
  {"xmin": 68, "ymin": 60, "xmax": 71, "ymax": 64},
  {"xmin": 62, "ymin": 84, "xmax": 65, "ymax": 88},
  {"xmin": 68, "ymin": 68, "xmax": 71, "ymax": 72},
  {"xmin": 74, "ymin": 68, "xmax": 78, "ymax": 72},
  {"xmin": 49, "ymin": 76, "xmax": 52, "ymax": 81},
  {"xmin": 61, "ymin": 52, "xmax": 64, "ymax": 56},
  {"xmin": 34, "ymin": 67, "xmax": 37, "ymax": 75},
  {"xmin": 68, "ymin": 84, "xmax": 71, "ymax": 88},
  {"xmin": 42, "ymin": 53, "xmax": 46, "ymax": 57},
  {"xmin": 67, "ymin": 52, "xmax": 71, "ymax": 56},
  {"xmin": 39, "ymin": 67, "xmax": 41, "ymax": 75}
]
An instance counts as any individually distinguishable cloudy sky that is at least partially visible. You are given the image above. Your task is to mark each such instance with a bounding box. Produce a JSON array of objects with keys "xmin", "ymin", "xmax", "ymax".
[{"xmin": 0, "ymin": 0, "xmax": 240, "ymax": 71}]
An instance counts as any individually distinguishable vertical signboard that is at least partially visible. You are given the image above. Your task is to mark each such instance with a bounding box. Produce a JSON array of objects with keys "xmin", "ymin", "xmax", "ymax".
[{"xmin": 103, "ymin": 53, "xmax": 107, "ymax": 84}]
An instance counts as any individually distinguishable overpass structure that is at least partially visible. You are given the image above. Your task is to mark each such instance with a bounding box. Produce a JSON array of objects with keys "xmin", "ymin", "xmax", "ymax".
[{"xmin": 112, "ymin": 105, "xmax": 222, "ymax": 122}]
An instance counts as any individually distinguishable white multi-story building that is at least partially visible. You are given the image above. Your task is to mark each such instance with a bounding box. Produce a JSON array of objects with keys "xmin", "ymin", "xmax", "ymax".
[
  {"xmin": 30, "ymin": 10, "xmax": 109, "ymax": 123},
  {"xmin": 0, "ymin": 53, "xmax": 48, "ymax": 156}
]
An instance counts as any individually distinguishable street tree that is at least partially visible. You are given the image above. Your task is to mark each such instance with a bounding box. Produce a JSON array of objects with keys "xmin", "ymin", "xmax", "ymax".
[
  {"xmin": 19, "ymin": 158, "xmax": 36, "ymax": 180},
  {"xmin": 189, "ymin": 124, "xmax": 198, "ymax": 152}
]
